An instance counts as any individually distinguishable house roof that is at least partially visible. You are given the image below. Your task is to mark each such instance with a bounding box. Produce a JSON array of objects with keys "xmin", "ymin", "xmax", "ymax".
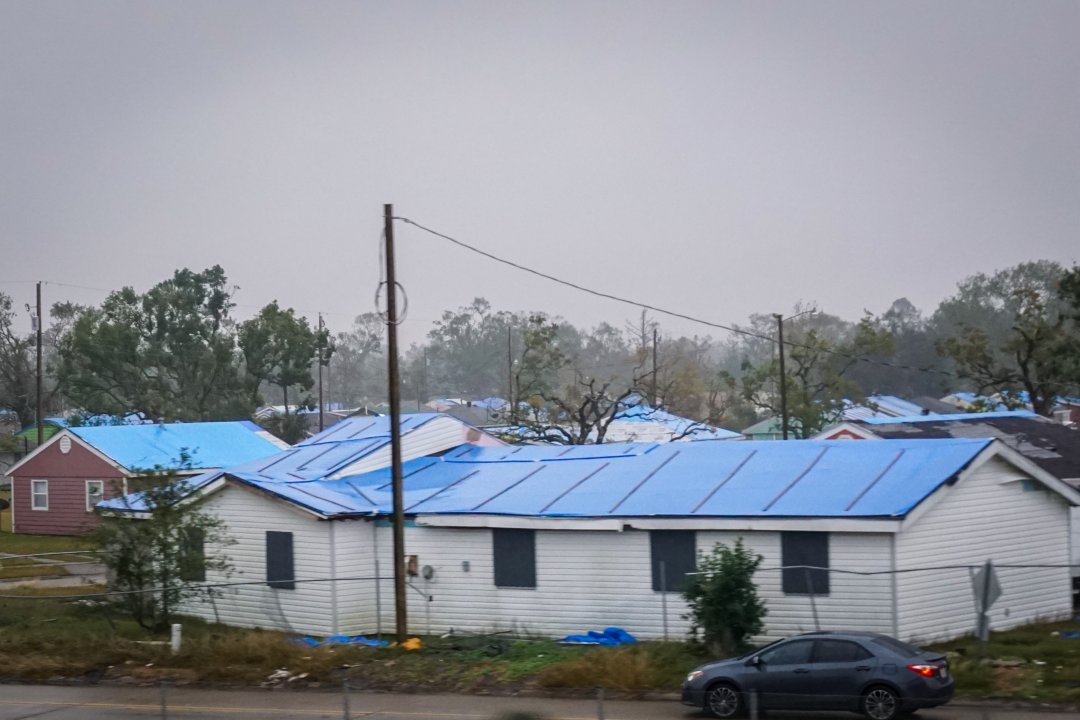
[
  {"xmin": 209, "ymin": 436, "xmax": 1018, "ymax": 521},
  {"xmin": 607, "ymin": 404, "xmax": 741, "ymax": 441},
  {"xmin": 100, "ymin": 413, "xmax": 500, "ymax": 511},
  {"xmin": 68, "ymin": 421, "xmax": 288, "ymax": 472},
  {"xmin": 841, "ymin": 411, "xmax": 1080, "ymax": 481}
]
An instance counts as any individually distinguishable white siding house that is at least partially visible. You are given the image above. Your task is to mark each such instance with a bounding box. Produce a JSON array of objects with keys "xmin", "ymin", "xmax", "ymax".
[{"xmin": 144, "ymin": 432, "xmax": 1080, "ymax": 644}]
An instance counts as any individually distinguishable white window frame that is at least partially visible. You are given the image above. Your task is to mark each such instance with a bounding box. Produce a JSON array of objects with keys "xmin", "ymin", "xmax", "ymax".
[
  {"xmin": 31, "ymin": 479, "xmax": 49, "ymax": 511},
  {"xmin": 86, "ymin": 480, "xmax": 105, "ymax": 512}
]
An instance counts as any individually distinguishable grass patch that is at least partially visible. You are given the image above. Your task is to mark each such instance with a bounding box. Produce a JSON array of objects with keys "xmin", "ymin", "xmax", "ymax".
[
  {"xmin": 1, "ymin": 588, "xmax": 1078, "ymax": 703},
  {"xmin": 0, "ymin": 532, "xmax": 98, "ymax": 557},
  {"xmin": 1, "ymin": 490, "xmax": 10, "ymax": 533},
  {"xmin": 929, "ymin": 618, "xmax": 1080, "ymax": 704},
  {"xmin": 0, "ymin": 560, "xmax": 70, "ymax": 580}
]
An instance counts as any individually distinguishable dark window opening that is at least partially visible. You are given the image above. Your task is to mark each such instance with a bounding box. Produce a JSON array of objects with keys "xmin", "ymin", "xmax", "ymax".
[
  {"xmin": 650, "ymin": 530, "xmax": 696, "ymax": 592},
  {"xmin": 180, "ymin": 527, "xmax": 206, "ymax": 582},
  {"xmin": 781, "ymin": 531, "xmax": 829, "ymax": 595},
  {"xmin": 493, "ymin": 528, "xmax": 536, "ymax": 588},
  {"xmin": 266, "ymin": 530, "xmax": 295, "ymax": 590}
]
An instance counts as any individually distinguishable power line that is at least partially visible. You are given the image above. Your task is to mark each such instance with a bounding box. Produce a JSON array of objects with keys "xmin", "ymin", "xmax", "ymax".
[{"xmin": 394, "ymin": 216, "xmax": 960, "ymax": 379}]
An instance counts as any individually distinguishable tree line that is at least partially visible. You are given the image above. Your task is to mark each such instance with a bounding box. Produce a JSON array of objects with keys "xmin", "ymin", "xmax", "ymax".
[{"xmin": 2, "ymin": 260, "xmax": 1079, "ymax": 444}]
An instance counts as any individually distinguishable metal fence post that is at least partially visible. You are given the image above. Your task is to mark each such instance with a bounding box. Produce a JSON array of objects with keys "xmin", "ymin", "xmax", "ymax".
[
  {"xmin": 803, "ymin": 567, "xmax": 820, "ymax": 632},
  {"xmin": 660, "ymin": 560, "xmax": 668, "ymax": 641},
  {"xmin": 748, "ymin": 689, "xmax": 759, "ymax": 720},
  {"xmin": 340, "ymin": 667, "xmax": 352, "ymax": 720},
  {"xmin": 596, "ymin": 685, "xmax": 605, "ymax": 720},
  {"xmin": 159, "ymin": 678, "xmax": 169, "ymax": 720}
]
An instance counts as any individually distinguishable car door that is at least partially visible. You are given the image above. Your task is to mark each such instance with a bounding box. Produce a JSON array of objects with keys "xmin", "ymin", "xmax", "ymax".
[
  {"xmin": 745, "ymin": 639, "xmax": 815, "ymax": 709},
  {"xmin": 808, "ymin": 639, "xmax": 877, "ymax": 711}
]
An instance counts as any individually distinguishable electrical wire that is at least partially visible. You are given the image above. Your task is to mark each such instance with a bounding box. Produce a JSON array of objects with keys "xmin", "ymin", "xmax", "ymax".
[{"xmin": 394, "ymin": 216, "xmax": 961, "ymax": 379}]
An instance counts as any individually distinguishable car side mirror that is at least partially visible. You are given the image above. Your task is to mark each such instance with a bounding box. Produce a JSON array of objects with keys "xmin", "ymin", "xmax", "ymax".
[{"xmin": 748, "ymin": 656, "xmax": 761, "ymax": 667}]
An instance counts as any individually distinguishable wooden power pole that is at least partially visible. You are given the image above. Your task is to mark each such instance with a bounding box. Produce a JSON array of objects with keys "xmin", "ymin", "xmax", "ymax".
[
  {"xmin": 36, "ymin": 281, "xmax": 43, "ymax": 446},
  {"xmin": 774, "ymin": 313, "xmax": 789, "ymax": 440},
  {"xmin": 317, "ymin": 313, "xmax": 325, "ymax": 432},
  {"xmin": 383, "ymin": 204, "xmax": 408, "ymax": 643}
]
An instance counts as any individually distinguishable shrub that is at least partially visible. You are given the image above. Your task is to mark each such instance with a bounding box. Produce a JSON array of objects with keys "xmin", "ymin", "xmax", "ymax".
[{"xmin": 682, "ymin": 538, "xmax": 766, "ymax": 656}]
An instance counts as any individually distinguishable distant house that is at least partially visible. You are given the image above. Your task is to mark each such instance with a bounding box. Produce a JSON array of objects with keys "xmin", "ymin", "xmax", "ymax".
[
  {"xmin": 105, "ymin": 427, "xmax": 1080, "ymax": 643},
  {"xmin": 5, "ymin": 421, "xmax": 289, "ymax": 536}
]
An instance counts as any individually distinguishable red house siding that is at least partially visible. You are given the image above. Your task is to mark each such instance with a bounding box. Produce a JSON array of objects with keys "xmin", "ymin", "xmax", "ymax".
[{"xmin": 11, "ymin": 438, "xmax": 125, "ymax": 535}]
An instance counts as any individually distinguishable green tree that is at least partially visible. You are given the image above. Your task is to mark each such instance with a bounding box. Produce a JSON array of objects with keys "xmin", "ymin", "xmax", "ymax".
[
  {"xmin": 55, "ymin": 267, "xmax": 251, "ymax": 421},
  {"xmin": 935, "ymin": 261, "xmax": 1080, "ymax": 416},
  {"xmin": 0, "ymin": 292, "xmax": 35, "ymax": 427},
  {"xmin": 733, "ymin": 311, "xmax": 895, "ymax": 437},
  {"xmin": 682, "ymin": 539, "xmax": 766, "ymax": 656},
  {"xmin": 97, "ymin": 460, "xmax": 232, "ymax": 632},
  {"xmin": 239, "ymin": 301, "xmax": 332, "ymax": 441}
]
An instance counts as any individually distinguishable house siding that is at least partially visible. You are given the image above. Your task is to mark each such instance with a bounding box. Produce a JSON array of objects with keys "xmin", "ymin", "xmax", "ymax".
[
  {"xmin": 179, "ymin": 484, "xmax": 335, "ymax": 636},
  {"xmin": 356, "ymin": 525, "xmax": 895, "ymax": 641},
  {"xmin": 10, "ymin": 439, "xmax": 124, "ymax": 535},
  {"xmin": 895, "ymin": 456, "xmax": 1073, "ymax": 643}
]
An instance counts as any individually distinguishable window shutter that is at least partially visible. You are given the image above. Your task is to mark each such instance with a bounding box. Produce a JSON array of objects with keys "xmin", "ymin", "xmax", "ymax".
[{"xmin": 266, "ymin": 531, "xmax": 295, "ymax": 589}]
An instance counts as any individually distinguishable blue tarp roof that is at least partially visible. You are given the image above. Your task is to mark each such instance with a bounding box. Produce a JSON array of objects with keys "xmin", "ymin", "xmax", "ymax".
[
  {"xmin": 859, "ymin": 410, "xmax": 1037, "ymax": 426},
  {"xmin": 71, "ymin": 421, "xmax": 285, "ymax": 472},
  {"xmin": 216, "ymin": 436, "xmax": 992, "ymax": 520},
  {"xmin": 99, "ymin": 415, "xmax": 445, "ymax": 511}
]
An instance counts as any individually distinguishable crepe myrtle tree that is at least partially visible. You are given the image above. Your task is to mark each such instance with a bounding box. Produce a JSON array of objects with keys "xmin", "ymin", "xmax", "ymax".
[
  {"xmin": 96, "ymin": 455, "xmax": 232, "ymax": 633},
  {"xmin": 682, "ymin": 539, "xmax": 766, "ymax": 656}
]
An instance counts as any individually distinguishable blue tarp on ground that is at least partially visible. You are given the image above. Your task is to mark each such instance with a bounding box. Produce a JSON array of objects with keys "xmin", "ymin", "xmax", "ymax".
[
  {"xmin": 559, "ymin": 627, "xmax": 637, "ymax": 645},
  {"xmin": 296, "ymin": 635, "xmax": 389, "ymax": 647}
]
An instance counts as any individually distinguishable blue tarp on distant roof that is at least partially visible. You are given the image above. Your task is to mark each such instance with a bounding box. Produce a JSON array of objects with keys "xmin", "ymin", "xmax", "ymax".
[
  {"xmin": 860, "ymin": 410, "xmax": 1037, "ymax": 426},
  {"xmin": 203, "ymin": 436, "xmax": 993, "ymax": 520},
  {"xmin": 71, "ymin": 421, "xmax": 285, "ymax": 472}
]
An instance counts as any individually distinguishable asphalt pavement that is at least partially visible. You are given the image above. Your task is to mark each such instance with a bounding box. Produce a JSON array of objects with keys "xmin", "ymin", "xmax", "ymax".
[{"xmin": 0, "ymin": 685, "xmax": 1075, "ymax": 720}]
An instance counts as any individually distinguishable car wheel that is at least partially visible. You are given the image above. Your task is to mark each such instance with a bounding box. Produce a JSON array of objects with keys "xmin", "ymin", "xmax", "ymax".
[
  {"xmin": 704, "ymin": 682, "xmax": 744, "ymax": 718},
  {"xmin": 861, "ymin": 686, "xmax": 900, "ymax": 720}
]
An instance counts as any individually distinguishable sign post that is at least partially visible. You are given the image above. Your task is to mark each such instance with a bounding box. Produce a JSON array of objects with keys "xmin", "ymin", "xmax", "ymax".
[{"xmin": 970, "ymin": 560, "xmax": 1002, "ymax": 655}]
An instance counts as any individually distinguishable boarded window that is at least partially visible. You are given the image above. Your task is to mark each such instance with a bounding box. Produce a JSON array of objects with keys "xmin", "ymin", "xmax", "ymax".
[
  {"xmin": 781, "ymin": 531, "xmax": 830, "ymax": 595},
  {"xmin": 181, "ymin": 527, "xmax": 206, "ymax": 582},
  {"xmin": 493, "ymin": 528, "xmax": 536, "ymax": 588},
  {"xmin": 266, "ymin": 531, "xmax": 295, "ymax": 590},
  {"xmin": 31, "ymin": 480, "xmax": 48, "ymax": 510},
  {"xmin": 650, "ymin": 530, "xmax": 696, "ymax": 592},
  {"xmin": 86, "ymin": 480, "xmax": 104, "ymax": 512}
]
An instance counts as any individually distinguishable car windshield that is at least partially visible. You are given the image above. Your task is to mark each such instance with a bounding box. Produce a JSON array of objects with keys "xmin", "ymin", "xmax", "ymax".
[{"xmin": 871, "ymin": 636, "xmax": 924, "ymax": 657}]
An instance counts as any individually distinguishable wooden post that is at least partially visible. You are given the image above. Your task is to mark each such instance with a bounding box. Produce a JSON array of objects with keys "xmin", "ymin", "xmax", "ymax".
[{"xmin": 384, "ymin": 204, "xmax": 408, "ymax": 643}]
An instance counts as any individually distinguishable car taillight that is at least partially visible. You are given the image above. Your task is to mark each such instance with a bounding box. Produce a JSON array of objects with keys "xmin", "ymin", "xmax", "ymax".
[{"xmin": 907, "ymin": 663, "xmax": 939, "ymax": 678}]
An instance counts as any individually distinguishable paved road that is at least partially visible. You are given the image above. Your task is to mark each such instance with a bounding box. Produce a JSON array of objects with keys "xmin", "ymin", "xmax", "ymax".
[{"xmin": 0, "ymin": 685, "xmax": 1073, "ymax": 720}]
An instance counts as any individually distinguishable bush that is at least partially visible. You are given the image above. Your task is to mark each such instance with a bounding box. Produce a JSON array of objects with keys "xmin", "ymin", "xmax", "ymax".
[{"xmin": 682, "ymin": 538, "xmax": 766, "ymax": 656}]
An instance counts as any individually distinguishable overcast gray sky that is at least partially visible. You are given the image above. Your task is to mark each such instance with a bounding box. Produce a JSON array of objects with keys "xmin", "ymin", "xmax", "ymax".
[{"xmin": 2, "ymin": 1, "xmax": 1078, "ymax": 345}]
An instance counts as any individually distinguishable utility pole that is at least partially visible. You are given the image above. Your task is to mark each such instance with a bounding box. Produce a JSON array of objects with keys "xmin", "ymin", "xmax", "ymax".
[
  {"xmin": 651, "ymin": 327, "xmax": 658, "ymax": 408},
  {"xmin": 317, "ymin": 313, "xmax": 325, "ymax": 432},
  {"xmin": 773, "ymin": 313, "xmax": 789, "ymax": 440},
  {"xmin": 383, "ymin": 204, "xmax": 408, "ymax": 643},
  {"xmin": 36, "ymin": 281, "xmax": 43, "ymax": 446},
  {"xmin": 507, "ymin": 327, "xmax": 514, "ymax": 423}
]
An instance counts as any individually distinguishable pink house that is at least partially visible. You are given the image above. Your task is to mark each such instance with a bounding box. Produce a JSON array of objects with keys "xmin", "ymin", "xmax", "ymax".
[{"xmin": 5, "ymin": 421, "xmax": 288, "ymax": 536}]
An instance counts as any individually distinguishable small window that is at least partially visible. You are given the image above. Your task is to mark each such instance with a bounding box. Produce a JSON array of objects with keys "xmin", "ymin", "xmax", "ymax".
[
  {"xmin": 86, "ymin": 480, "xmax": 104, "ymax": 512},
  {"xmin": 266, "ymin": 531, "xmax": 295, "ymax": 589},
  {"xmin": 493, "ymin": 528, "xmax": 536, "ymax": 588},
  {"xmin": 781, "ymin": 531, "xmax": 830, "ymax": 595},
  {"xmin": 181, "ymin": 528, "xmax": 206, "ymax": 582},
  {"xmin": 759, "ymin": 639, "xmax": 813, "ymax": 665},
  {"xmin": 812, "ymin": 639, "xmax": 872, "ymax": 663},
  {"xmin": 31, "ymin": 480, "xmax": 48, "ymax": 510},
  {"xmin": 650, "ymin": 530, "xmax": 696, "ymax": 592}
]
